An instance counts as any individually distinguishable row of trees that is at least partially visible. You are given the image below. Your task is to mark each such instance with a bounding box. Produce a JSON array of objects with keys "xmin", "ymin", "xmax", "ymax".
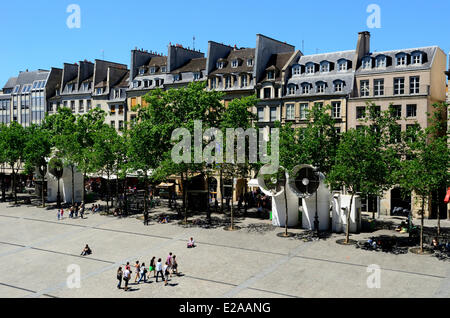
[{"xmin": 0, "ymin": 81, "xmax": 448, "ymax": 252}]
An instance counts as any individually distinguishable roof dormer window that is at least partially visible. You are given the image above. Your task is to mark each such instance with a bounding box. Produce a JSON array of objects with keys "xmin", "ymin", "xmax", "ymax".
[
  {"xmin": 362, "ymin": 57, "xmax": 372, "ymax": 69},
  {"xmin": 301, "ymin": 83, "xmax": 312, "ymax": 94},
  {"xmin": 194, "ymin": 72, "xmax": 201, "ymax": 80},
  {"xmin": 292, "ymin": 65, "xmax": 301, "ymax": 75},
  {"xmin": 150, "ymin": 67, "xmax": 156, "ymax": 74},
  {"xmin": 217, "ymin": 61, "xmax": 224, "ymax": 69},
  {"xmin": 411, "ymin": 52, "xmax": 423, "ymax": 65},
  {"xmin": 139, "ymin": 68, "xmax": 145, "ymax": 75},
  {"xmin": 67, "ymin": 84, "xmax": 73, "ymax": 92},
  {"xmin": 161, "ymin": 66, "xmax": 167, "ymax": 73},
  {"xmin": 320, "ymin": 62, "xmax": 330, "ymax": 73},
  {"xmin": 247, "ymin": 59, "xmax": 253, "ymax": 67},
  {"xmin": 316, "ymin": 81, "xmax": 326, "ymax": 93},
  {"xmin": 334, "ymin": 80, "xmax": 344, "ymax": 92},
  {"xmin": 338, "ymin": 60, "xmax": 348, "ymax": 71},
  {"xmin": 174, "ymin": 74, "xmax": 181, "ymax": 81},
  {"xmin": 306, "ymin": 63, "xmax": 315, "ymax": 74},
  {"xmin": 396, "ymin": 53, "xmax": 408, "ymax": 66},
  {"xmin": 232, "ymin": 60, "xmax": 238, "ymax": 68},
  {"xmin": 96, "ymin": 88, "xmax": 103, "ymax": 95},
  {"xmin": 288, "ymin": 84, "xmax": 296, "ymax": 95},
  {"xmin": 267, "ymin": 70, "xmax": 275, "ymax": 80},
  {"xmin": 376, "ymin": 55, "xmax": 386, "ymax": 68},
  {"xmin": 13, "ymin": 85, "xmax": 20, "ymax": 94}
]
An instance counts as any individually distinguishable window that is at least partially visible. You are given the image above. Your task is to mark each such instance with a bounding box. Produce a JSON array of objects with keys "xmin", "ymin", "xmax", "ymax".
[
  {"xmin": 270, "ymin": 107, "xmax": 277, "ymax": 122},
  {"xmin": 332, "ymin": 102, "xmax": 341, "ymax": 118},
  {"xmin": 356, "ymin": 107, "xmax": 366, "ymax": 119},
  {"xmin": 267, "ymin": 71, "xmax": 275, "ymax": 80},
  {"xmin": 338, "ymin": 60, "xmax": 347, "ymax": 71},
  {"xmin": 225, "ymin": 76, "xmax": 232, "ymax": 89},
  {"xmin": 287, "ymin": 85, "xmax": 296, "ymax": 95},
  {"xmin": 394, "ymin": 78, "xmax": 405, "ymax": 95},
  {"xmin": 119, "ymin": 105, "xmax": 124, "ymax": 115},
  {"xmin": 292, "ymin": 65, "xmax": 301, "ymax": 75},
  {"xmin": 211, "ymin": 77, "xmax": 217, "ymax": 89},
  {"xmin": 412, "ymin": 53, "xmax": 422, "ymax": 65},
  {"xmin": 161, "ymin": 66, "xmax": 167, "ymax": 73},
  {"xmin": 150, "ymin": 67, "xmax": 156, "ymax": 74},
  {"xmin": 315, "ymin": 102, "xmax": 323, "ymax": 110},
  {"xmin": 174, "ymin": 74, "xmax": 181, "ymax": 81},
  {"xmin": 374, "ymin": 79, "xmax": 384, "ymax": 96},
  {"xmin": 139, "ymin": 68, "xmax": 145, "ymax": 75},
  {"xmin": 247, "ymin": 59, "xmax": 253, "ymax": 67},
  {"xmin": 286, "ymin": 104, "xmax": 295, "ymax": 120},
  {"xmin": 406, "ymin": 104, "xmax": 417, "ymax": 118},
  {"xmin": 320, "ymin": 62, "xmax": 329, "ymax": 73},
  {"xmin": 111, "ymin": 121, "xmax": 115, "ymax": 129},
  {"xmin": 334, "ymin": 81, "xmax": 344, "ymax": 92},
  {"xmin": 376, "ymin": 56, "xmax": 386, "ymax": 68},
  {"xmin": 13, "ymin": 86, "xmax": 20, "ymax": 94},
  {"xmin": 231, "ymin": 60, "xmax": 238, "ymax": 68},
  {"xmin": 300, "ymin": 104, "xmax": 308, "ymax": 120},
  {"xmin": 79, "ymin": 100, "xmax": 84, "ymax": 112},
  {"xmin": 67, "ymin": 84, "xmax": 73, "ymax": 92},
  {"xmin": 133, "ymin": 81, "xmax": 139, "ymax": 88},
  {"xmin": 87, "ymin": 100, "xmax": 91, "ymax": 111},
  {"xmin": 360, "ymin": 80, "xmax": 370, "ymax": 97},
  {"xmin": 396, "ymin": 54, "xmax": 407, "ymax": 66},
  {"xmin": 217, "ymin": 62, "xmax": 224, "ymax": 69},
  {"xmin": 410, "ymin": 76, "xmax": 420, "ymax": 94},
  {"xmin": 257, "ymin": 107, "xmax": 264, "ymax": 121},
  {"xmin": 302, "ymin": 83, "xmax": 311, "ymax": 94},
  {"xmin": 118, "ymin": 121, "xmax": 124, "ymax": 131},
  {"xmin": 390, "ymin": 105, "xmax": 402, "ymax": 119},
  {"xmin": 390, "ymin": 125, "xmax": 402, "ymax": 143},
  {"xmin": 264, "ymin": 88, "xmax": 271, "ymax": 99},
  {"xmin": 83, "ymin": 82, "xmax": 90, "ymax": 91},
  {"xmin": 240, "ymin": 75, "xmax": 248, "ymax": 87},
  {"xmin": 33, "ymin": 82, "xmax": 38, "ymax": 89},
  {"xmin": 194, "ymin": 73, "xmax": 201, "ymax": 80},
  {"xmin": 306, "ymin": 63, "xmax": 315, "ymax": 74},
  {"xmin": 70, "ymin": 101, "xmax": 75, "ymax": 112},
  {"xmin": 316, "ymin": 82, "xmax": 326, "ymax": 93},
  {"xmin": 97, "ymin": 88, "xmax": 103, "ymax": 95},
  {"xmin": 362, "ymin": 57, "xmax": 372, "ymax": 69},
  {"xmin": 110, "ymin": 105, "xmax": 116, "ymax": 115}
]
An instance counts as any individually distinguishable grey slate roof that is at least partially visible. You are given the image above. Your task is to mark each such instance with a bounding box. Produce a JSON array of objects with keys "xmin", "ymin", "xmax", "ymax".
[
  {"xmin": 355, "ymin": 46, "xmax": 438, "ymax": 74},
  {"xmin": 3, "ymin": 77, "xmax": 18, "ymax": 89},
  {"xmin": 287, "ymin": 50, "xmax": 355, "ymax": 96},
  {"xmin": 262, "ymin": 52, "xmax": 296, "ymax": 82},
  {"xmin": 172, "ymin": 58, "xmax": 206, "ymax": 74}
]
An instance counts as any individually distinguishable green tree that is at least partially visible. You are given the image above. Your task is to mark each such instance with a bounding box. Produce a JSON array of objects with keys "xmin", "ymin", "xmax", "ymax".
[
  {"xmin": 0, "ymin": 122, "xmax": 27, "ymax": 204},
  {"xmin": 23, "ymin": 124, "xmax": 52, "ymax": 207},
  {"xmin": 327, "ymin": 128, "xmax": 389, "ymax": 244}
]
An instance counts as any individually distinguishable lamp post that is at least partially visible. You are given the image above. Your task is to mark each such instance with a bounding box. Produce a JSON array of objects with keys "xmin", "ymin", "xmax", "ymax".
[{"xmin": 313, "ymin": 168, "xmax": 320, "ymax": 238}]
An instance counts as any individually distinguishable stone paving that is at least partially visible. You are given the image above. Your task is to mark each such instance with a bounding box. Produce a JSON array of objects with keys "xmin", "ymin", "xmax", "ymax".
[{"xmin": 0, "ymin": 201, "xmax": 448, "ymax": 298}]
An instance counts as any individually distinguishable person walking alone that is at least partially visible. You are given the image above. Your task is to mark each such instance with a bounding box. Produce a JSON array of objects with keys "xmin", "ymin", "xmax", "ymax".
[
  {"xmin": 149, "ymin": 257, "xmax": 156, "ymax": 278},
  {"xmin": 134, "ymin": 261, "xmax": 140, "ymax": 283},
  {"xmin": 117, "ymin": 267, "xmax": 123, "ymax": 289},
  {"xmin": 172, "ymin": 255, "xmax": 179, "ymax": 276},
  {"xmin": 155, "ymin": 258, "xmax": 164, "ymax": 282}
]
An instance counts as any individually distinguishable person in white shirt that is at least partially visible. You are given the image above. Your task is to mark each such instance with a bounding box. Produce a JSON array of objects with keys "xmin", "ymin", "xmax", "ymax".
[
  {"xmin": 187, "ymin": 237, "xmax": 195, "ymax": 248},
  {"xmin": 123, "ymin": 268, "xmax": 131, "ymax": 291},
  {"xmin": 155, "ymin": 258, "xmax": 164, "ymax": 282}
]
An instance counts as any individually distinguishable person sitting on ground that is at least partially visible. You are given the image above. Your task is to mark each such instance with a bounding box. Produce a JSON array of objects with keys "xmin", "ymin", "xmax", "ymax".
[
  {"xmin": 80, "ymin": 244, "xmax": 92, "ymax": 256},
  {"xmin": 94, "ymin": 205, "xmax": 100, "ymax": 213},
  {"xmin": 187, "ymin": 237, "xmax": 195, "ymax": 248},
  {"xmin": 158, "ymin": 215, "xmax": 169, "ymax": 224}
]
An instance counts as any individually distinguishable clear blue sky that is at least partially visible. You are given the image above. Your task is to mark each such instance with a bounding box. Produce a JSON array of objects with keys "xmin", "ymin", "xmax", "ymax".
[{"xmin": 1, "ymin": 0, "xmax": 448, "ymax": 87}]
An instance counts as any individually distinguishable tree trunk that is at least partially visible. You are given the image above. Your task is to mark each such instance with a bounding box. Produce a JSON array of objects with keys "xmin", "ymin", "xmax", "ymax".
[
  {"xmin": 206, "ymin": 174, "xmax": 211, "ymax": 224},
  {"xmin": 57, "ymin": 178, "xmax": 61, "ymax": 208},
  {"xmin": 1, "ymin": 173, "xmax": 5, "ymax": 202},
  {"xmin": 346, "ymin": 193, "xmax": 354, "ymax": 244},
  {"xmin": 82, "ymin": 171, "xmax": 86, "ymax": 205},
  {"xmin": 284, "ymin": 183, "xmax": 288, "ymax": 237},
  {"xmin": 71, "ymin": 165, "xmax": 74, "ymax": 206},
  {"xmin": 124, "ymin": 177, "xmax": 128, "ymax": 216},
  {"xmin": 230, "ymin": 180, "xmax": 234, "ymax": 230},
  {"xmin": 12, "ymin": 165, "xmax": 17, "ymax": 205},
  {"xmin": 220, "ymin": 167, "xmax": 224, "ymax": 213},
  {"xmin": 41, "ymin": 172, "xmax": 46, "ymax": 208},
  {"xmin": 106, "ymin": 171, "xmax": 110, "ymax": 212},
  {"xmin": 116, "ymin": 175, "xmax": 119, "ymax": 208},
  {"xmin": 183, "ymin": 172, "xmax": 188, "ymax": 223},
  {"xmin": 420, "ymin": 196, "xmax": 425, "ymax": 253}
]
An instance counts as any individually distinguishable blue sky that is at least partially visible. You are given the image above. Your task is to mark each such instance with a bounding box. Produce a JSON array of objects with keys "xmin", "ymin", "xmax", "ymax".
[{"xmin": 0, "ymin": 0, "xmax": 448, "ymax": 87}]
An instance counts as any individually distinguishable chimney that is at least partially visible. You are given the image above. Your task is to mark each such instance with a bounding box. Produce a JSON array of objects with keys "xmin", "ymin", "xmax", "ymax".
[{"xmin": 354, "ymin": 31, "xmax": 371, "ymax": 69}]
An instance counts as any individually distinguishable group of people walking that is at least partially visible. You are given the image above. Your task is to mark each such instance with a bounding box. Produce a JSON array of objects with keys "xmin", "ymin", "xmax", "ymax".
[
  {"xmin": 57, "ymin": 203, "xmax": 86, "ymax": 220},
  {"xmin": 116, "ymin": 252, "xmax": 179, "ymax": 291}
]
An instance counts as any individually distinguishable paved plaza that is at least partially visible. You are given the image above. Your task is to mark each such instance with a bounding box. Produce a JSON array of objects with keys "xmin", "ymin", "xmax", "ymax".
[{"xmin": 0, "ymin": 201, "xmax": 448, "ymax": 298}]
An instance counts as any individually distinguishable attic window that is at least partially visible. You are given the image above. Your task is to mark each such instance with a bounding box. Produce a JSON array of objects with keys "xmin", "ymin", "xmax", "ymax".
[
  {"xmin": 139, "ymin": 68, "xmax": 145, "ymax": 75},
  {"xmin": 13, "ymin": 86, "xmax": 20, "ymax": 93},
  {"xmin": 161, "ymin": 66, "xmax": 167, "ymax": 73},
  {"xmin": 67, "ymin": 84, "xmax": 73, "ymax": 92},
  {"xmin": 306, "ymin": 63, "xmax": 315, "ymax": 74},
  {"xmin": 232, "ymin": 60, "xmax": 238, "ymax": 68},
  {"xmin": 396, "ymin": 53, "xmax": 408, "ymax": 66},
  {"xmin": 362, "ymin": 57, "xmax": 372, "ymax": 69},
  {"xmin": 301, "ymin": 83, "xmax": 312, "ymax": 94},
  {"xmin": 316, "ymin": 82, "xmax": 326, "ymax": 93},
  {"xmin": 338, "ymin": 60, "xmax": 347, "ymax": 71},
  {"xmin": 96, "ymin": 88, "xmax": 103, "ymax": 95},
  {"xmin": 247, "ymin": 59, "xmax": 253, "ymax": 67},
  {"xmin": 320, "ymin": 62, "xmax": 329, "ymax": 73},
  {"xmin": 194, "ymin": 72, "xmax": 201, "ymax": 80},
  {"xmin": 217, "ymin": 62, "xmax": 224, "ymax": 69},
  {"xmin": 150, "ymin": 67, "xmax": 156, "ymax": 74},
  {"xmin": 292, "ymin": 65, "xmax": 301, "ymax": 75},
  {"xmin": 174, "ymin": 74, "xmax": 181, "ymax": 81},
  {"xmin": 376, "ymin": 56, "xmax": 386, "ymax": 68},
  {"xmin": 334, "ymin": 80, "xmax": 344, "ymax": 92},
  {"xmin": 411, "ymin": 52, "xmax": 422, "ymax": 65},
  {"xmin": 267, "ymin": 70, "xmax": 275, "ymax": 80}
]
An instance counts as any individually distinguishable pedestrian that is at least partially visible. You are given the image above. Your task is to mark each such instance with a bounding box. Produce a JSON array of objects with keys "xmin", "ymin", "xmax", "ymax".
[
  {"xmin": 163, "ymin": 261, "xmax": 170, "ymax": 286},
  {"xmin": 172, "ymin": 255, "xmax": 178, "ymax": 275},
  {"xmin": 137, "ymin": 262, "xmax": 147, "ymax": 283},
  {"xmin": 80, "ymin": 203, "xmax": 85, "ymax": 219},
  {"xmin": 187, "ymin": 237, "xmax": 195, "ymax": 248},
  {"xmin": 57, "ymin": 210, "xmax": 61, "ymax": 220},
  {"xmin": 74, "ymin": 204, "xmax": 78, "ymax": 218},
  {"xmin": 123, "ymin": 267, "xmax": 130, "ymax": 291},
  {"xmin": 125, "ymin": 262, "xmax": 131, "ymax": 271},
  {"xmin": 155, "ymin": 258, "xmax": 164, "ymax": 282},
  {"xmin": 149, "ymin": 257, "xmax": 156, "ymax": 277},
  {"xmin": 117, "ymin": 267, "xmax": 123, "ymax": 289},
  {"xmin": 166, "ymin": 252, "xmax": 173, "ymax": 277},
  {"xmin": 134, "ymin": 261, "xmax": 140, "ymax": 283},
  {"xmin": 60, "ymin": 209, "xmax": 64, "ymax": 219}
]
